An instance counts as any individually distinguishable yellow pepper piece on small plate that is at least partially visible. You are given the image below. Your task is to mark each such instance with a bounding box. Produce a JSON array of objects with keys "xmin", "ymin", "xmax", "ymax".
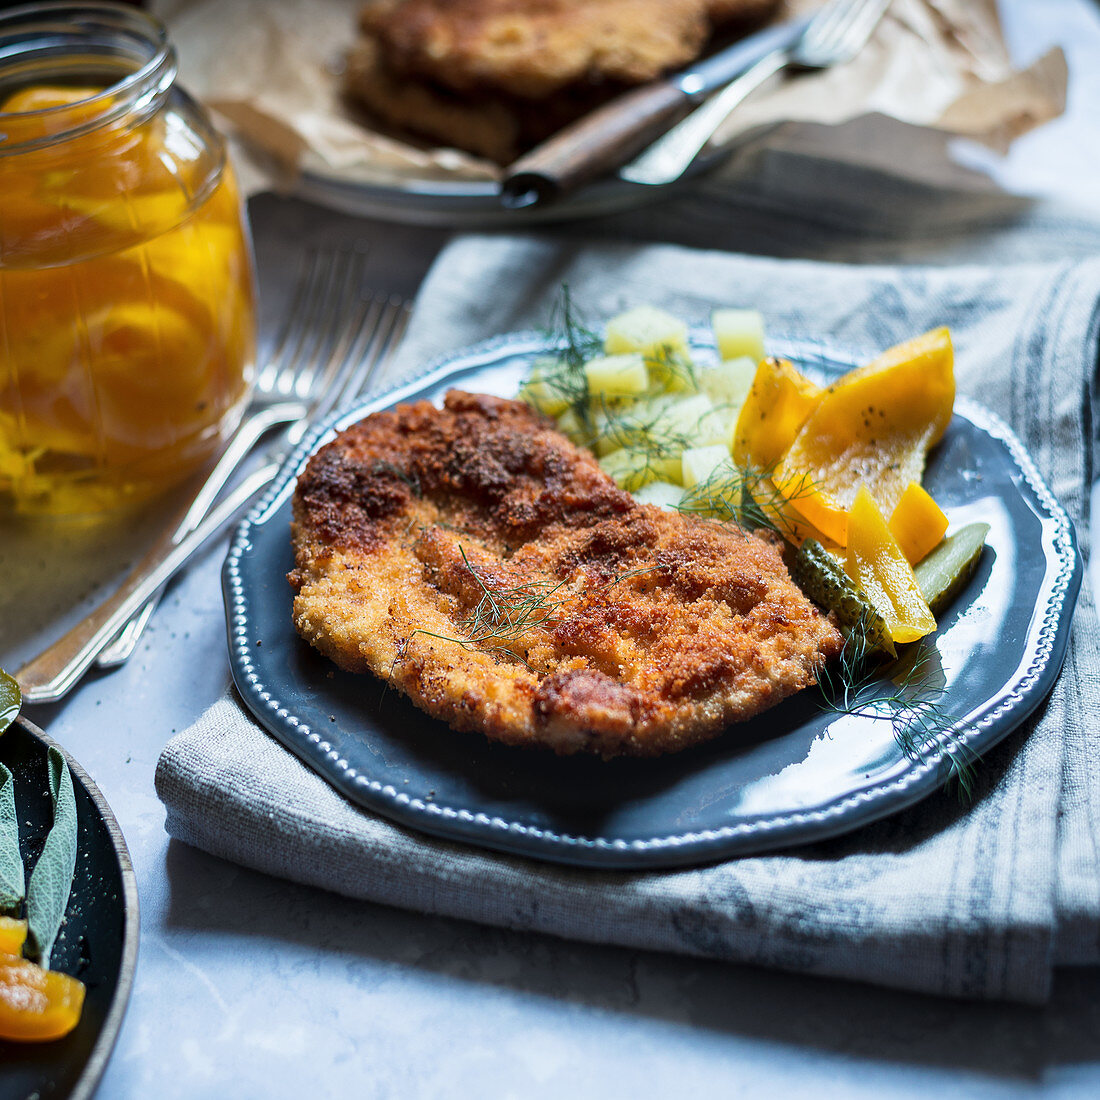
[
  {"xmin": 0, "ymin": 953, "xmax": 85, "ymax": 1042},
  {"xmin": 0, "ymin": 918, "xmax": 27, "ymax": 958}
]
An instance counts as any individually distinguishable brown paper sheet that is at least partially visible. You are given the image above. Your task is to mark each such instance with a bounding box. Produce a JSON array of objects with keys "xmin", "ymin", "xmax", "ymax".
[{"xmin": 152, "ymin": 0, "xmax": 1066, "ymax": 195}]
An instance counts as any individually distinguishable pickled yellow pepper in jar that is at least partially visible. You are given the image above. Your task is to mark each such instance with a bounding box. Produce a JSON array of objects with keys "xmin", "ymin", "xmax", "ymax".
[{"xmin": 0, "ymin": 3, "xmax": 256, "ymax": 515}]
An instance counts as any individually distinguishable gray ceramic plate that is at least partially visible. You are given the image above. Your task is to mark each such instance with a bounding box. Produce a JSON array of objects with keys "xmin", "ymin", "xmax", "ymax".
[
  {"xmin": 0, "ymin": 717, "xmax": 139, "ymax": 1099},
  {"xmin": 224, "ymin": 332, "xmax": 1082, "ymax": 868}
]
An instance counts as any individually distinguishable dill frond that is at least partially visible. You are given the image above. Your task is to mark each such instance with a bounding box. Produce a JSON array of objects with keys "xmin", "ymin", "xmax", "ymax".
[
  {"xmin": 596, "ymin": 394, "xmax": 693, "ymax": 456},
  {"xmin": 647, "ymin": 343, "xmax": 698, "ymax": 392},
  {"xmin": 408, "ymin": 545, "xmax": 572, "ymax": 668},
  {"xmin": 817, "ymin": 618, "xmax": 977, "ymax": 799},
  {"xmin": 675, "ymin": 462, "xmax": 817, "ymax": 541},
  {"xmin": 455, "ymin": 546, "xmax": 571, "ymax": 650},
  {"xmin": 604, "ymin": 563, "xmax": 671, "ymax": 589},
  {"xmin": 518, "ymin": 285, "xmax": 605, "ymax": 434},
  {"xmin": 547, "ymin": 284, "xmax": 604, "ymax": 372},
  {"xmin": 402, "ymin": 548, "xmax": 671, "ymax": 672}
]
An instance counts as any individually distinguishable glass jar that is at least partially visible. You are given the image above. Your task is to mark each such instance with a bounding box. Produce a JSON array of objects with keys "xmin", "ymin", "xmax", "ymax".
[{"xmin": 0, "ymin": 2, "xmax": 256, "ymax": 515}]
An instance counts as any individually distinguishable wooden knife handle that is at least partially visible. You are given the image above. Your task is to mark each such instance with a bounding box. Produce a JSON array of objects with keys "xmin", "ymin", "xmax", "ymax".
[{"xmin": 500, "ymin": 81, "xmax": 691, "ymax": 207}]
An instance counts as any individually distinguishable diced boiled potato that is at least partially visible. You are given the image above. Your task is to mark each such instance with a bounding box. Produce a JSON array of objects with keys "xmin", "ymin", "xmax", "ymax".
[
  {"xmin": 589, "ymin": 392, "xmax": 688, "ymax": 455},
  {"xmin": 695, "ymin": 355, "xmax": 757, "ymax": 411},
  {"xmin": 555, "ymin": 407, "xmax": 591, "ymax": 446},
  {"xmin": 521, "ymin": 357, "xmax": 573, "ymax": 417},
  {"xmin": 613, "ymin": 392, "xmax": 680, "ymax": 429},
  {"xmin": 522, "ymin": 377, "xmax": 571, "ymax": 418},
  {"xmin": 589, "ymin": 398, "xmax": 641, "ymax": 455},
  {"xmin": 647, "ymin": 347, "xmax": 698, "ymax": 394},
  {"xmin": 693, "ymin": 402, "xmax": 738, "ymax": 450},
  {"xmin": 681, "ymin": 444, "xmax": 734, "ymax": 489},
  {"xmin": 605, "ymin": 306, "xmax": 689, "ymax": 359},
  {"xmin": 583, "ymin": 353, "xmax": 649, "ymax": 397},
  {"xmin": 657, "ymin": 393, "xmax": 714, "ymax": 450},
  {"xmin": 712, "ymin": 308, "xmax": 765, "ymax": 364},
  {"xmin": 599, "ymin": 448, "xmax": 682, "ymax": 492},
  {"xmin": 679, "ymin": 460, "xmax": 741, "ymax": 522},
  {"xmin": 633, "ymin": 480, "xmax": 685, "ymax": 510}
]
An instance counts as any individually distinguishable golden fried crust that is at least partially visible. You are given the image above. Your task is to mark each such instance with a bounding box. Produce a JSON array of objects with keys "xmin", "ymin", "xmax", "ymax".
[
  {"xmin": 345, "ymin": 36, "xmax": 594, "ymax": 164},
  {"xmin": 359, "ymin": 0, "xmax": 706, "ymax": 98},
  {"xmin": 289, "ymin": 391, "xmax": 841, "ymax": 758},
  {"xmin": 357, "ymin": 0, "xmax": 780, "ymax": 98}
]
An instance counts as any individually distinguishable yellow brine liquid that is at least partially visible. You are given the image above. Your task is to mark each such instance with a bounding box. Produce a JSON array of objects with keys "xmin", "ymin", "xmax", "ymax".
[{"xmin": 0, "ymin": 84, "xmax": 255, "ymax": 515}]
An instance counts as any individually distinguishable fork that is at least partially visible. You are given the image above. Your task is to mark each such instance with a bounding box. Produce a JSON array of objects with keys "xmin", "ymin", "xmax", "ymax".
[
  {"xmin": 15, "ymin": 281, "xmax": 411, "ymax": 704},
  {"xmin": 620, "ymin": 0, "xmax": 892, "ymax": 187},
  {"xmin": 93, "ymin": 246, "xmax": 369, "ymax": 667}
]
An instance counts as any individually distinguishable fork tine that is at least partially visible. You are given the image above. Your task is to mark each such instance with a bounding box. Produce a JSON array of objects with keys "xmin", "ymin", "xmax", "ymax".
[
  {"xmin": 804, "ymin": 0, "xmax": 887, "ymax": 58},
  {"xmin": 834, "ymin": 0, "xmax": 891, "ymax": 56},
  {"xmin": 335, "ymin": 297, "xmax": 412, "ymax": 410},
  {"xmin": 290, "ymin": 248, "xmax": 369, "ymax": 400},
  {"xmin": 267, "ymin": 294, "xmax": 380, "ymax": 448},
  {"xmin": 362, "ymin": 298, "xmax": 412, "ymax": 394},
  {"xmin": 799, "ymin": 0, "xmax": 849, "ymax": 51},
  {"xmin": 278, "ymin": 248, "xmax": 361, "ymax": 401},
  {"xmin": 300, "ymin": 294, "xmax": 388, "ymax": 430},
  {"xmin": 307, "ymin": 295, "xmax": 384, "ymax": 415},
  {"xmin": 281, "ymin": 250, "xmax": 344, "ymax": 398},
  {"xmin": 256, "ymin": 249, "xmax": 321, "ymax": 393}
]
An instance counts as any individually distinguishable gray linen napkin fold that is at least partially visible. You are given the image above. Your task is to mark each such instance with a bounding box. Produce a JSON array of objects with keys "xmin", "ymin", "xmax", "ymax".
[{"xmin": 156, "ymin": 238, "xmax": 1100, "ymax": 1004}]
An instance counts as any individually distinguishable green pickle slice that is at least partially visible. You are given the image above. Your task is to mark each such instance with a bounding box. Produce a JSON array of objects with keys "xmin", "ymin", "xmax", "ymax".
[
  {"xmin": 914, "ymin": 522, "xmax": 990, "ymax": 616},
  {"xmin": 791, "ymin": 539, "xmax": 896, "ymax": 656}
]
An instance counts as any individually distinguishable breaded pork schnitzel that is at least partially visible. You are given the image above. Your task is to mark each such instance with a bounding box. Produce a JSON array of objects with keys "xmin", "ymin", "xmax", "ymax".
[
  {"xmin": 289, "ymin": 392, "xmax": 841, "ymax": 758},
  {"xmin": 347, "ymin": 0, "xmax": 779, "ymax": 162}
]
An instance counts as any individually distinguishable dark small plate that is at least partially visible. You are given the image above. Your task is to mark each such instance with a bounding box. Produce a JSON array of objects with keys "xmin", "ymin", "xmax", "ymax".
[
  {"xmin": 0, "ymin": 717, "xmax": 139, "ymax": 1099},
  {"xmin": 224, "ymin": 332, "xmax": 1083, "ymax": 868}
]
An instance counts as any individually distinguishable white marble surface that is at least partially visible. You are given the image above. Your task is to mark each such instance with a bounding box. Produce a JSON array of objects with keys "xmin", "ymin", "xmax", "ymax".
[{"xmin": 6, "ymin": 1, "xmax": 1100, "ymax": 1096}]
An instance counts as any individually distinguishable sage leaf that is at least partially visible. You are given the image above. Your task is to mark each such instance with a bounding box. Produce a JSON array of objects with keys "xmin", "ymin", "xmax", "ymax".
[
  {"xmin": 0, "ymin": 670, "xmax": 20, "ymax": 736},
  {"xmin": 26, "ymin": 747, "xmax": 78, "ymax": 968},
  {"xmin": 0, "ymin": 763, "xmax": 24, "ymax": 916}
]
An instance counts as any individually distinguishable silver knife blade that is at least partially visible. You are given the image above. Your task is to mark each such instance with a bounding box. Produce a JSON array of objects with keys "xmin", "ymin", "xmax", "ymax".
[{"xmin": 673, "ymin": 14, "xmax": 811, "ymax": 98}]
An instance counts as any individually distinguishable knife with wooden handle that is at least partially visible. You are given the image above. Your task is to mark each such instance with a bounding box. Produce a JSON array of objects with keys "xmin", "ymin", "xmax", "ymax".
[{"xmin": 499, "ymin": 14, "xmax": 809, "ymax": 208}]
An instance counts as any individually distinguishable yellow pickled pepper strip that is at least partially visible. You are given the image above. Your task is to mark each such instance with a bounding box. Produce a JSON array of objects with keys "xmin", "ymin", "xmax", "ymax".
[
  {"xmin": 732, "ymin": 357, "xmax": 821, "ymax": 468},
  {"xmin": 845, "ymin": 487, "xmax": 937, "ymax": 645},
  {"xmin": 775, "ymin": 328, "xmax": 956, "ymax": 546},
  {"xmin": 888, "ymin": 481, "xmax": 949, "ymax": 565}
]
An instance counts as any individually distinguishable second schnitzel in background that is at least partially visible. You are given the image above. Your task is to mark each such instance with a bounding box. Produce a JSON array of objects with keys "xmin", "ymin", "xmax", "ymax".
[{"xmin": 345, "ymin": 0, "xmax": 780, "ymax": 163}]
